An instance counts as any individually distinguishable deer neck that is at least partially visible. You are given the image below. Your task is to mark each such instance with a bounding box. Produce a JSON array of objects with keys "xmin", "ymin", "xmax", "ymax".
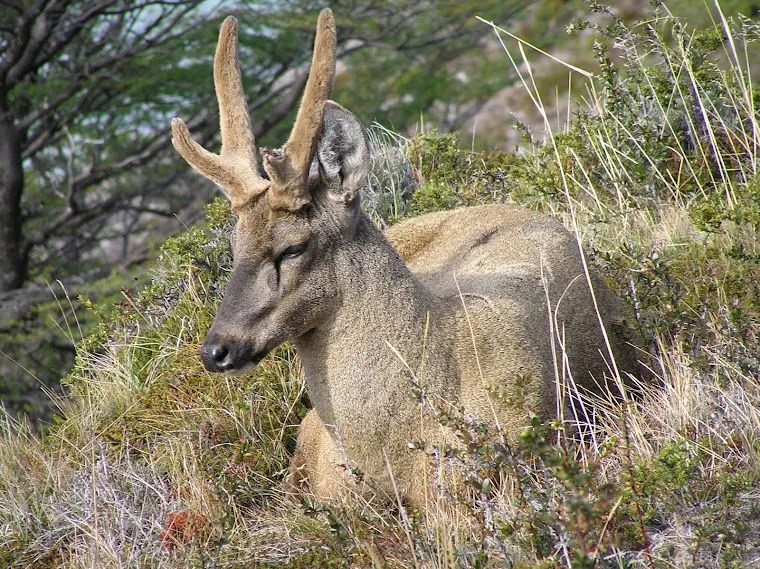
[{"xmin": 294, "ymin": 213, "xmax": 456, "ymax": 432}]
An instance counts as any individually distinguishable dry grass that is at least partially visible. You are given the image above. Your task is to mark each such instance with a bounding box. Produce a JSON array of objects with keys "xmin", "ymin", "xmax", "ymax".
[{"xmin": 1, "ymin": 2, "xmax": 759, "ymax": 567}]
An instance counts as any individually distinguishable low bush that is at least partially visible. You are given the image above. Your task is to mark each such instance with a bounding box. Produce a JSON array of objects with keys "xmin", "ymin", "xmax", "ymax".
[{"xmin": 1, "ymin": 3, "xmax": 759, "ymax": 567}]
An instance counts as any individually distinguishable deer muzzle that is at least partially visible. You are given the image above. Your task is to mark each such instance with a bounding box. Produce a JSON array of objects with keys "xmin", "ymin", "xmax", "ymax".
[{"xmin": 201, "ymin": 335, "xmax": 264, "ymax": 373}]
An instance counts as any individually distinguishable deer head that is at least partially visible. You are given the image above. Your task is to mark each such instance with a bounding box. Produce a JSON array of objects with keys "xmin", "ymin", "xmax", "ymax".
[{"xmin": 172, "ymin": 9, "xmax": 370, "ymax": 373}]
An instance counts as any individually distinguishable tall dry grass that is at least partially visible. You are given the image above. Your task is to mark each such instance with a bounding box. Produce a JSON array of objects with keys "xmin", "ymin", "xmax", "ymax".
[{"xmin": 1, "ymin": 2, "xmax": 758, "ymax": 567}]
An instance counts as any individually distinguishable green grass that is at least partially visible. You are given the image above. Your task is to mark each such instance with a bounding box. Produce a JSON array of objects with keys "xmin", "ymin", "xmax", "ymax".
[{"xmin": 1, "ymin": 2, "xmax": 759, "ymax": 567}]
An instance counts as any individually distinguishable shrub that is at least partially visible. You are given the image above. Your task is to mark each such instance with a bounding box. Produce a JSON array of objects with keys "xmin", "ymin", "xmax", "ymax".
[{"xmin": 2, "ymin": 3, "xmax": 760, "ymax": 567}]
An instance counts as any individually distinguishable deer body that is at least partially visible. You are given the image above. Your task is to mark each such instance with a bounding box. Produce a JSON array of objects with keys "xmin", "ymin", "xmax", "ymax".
[
  {"xmin": 171, "ymin": 10, "xmax": 640, "ymax": 509},
  {"xmin": 290, "ymin": 204, "xmax": 638, "ymax": 506}
]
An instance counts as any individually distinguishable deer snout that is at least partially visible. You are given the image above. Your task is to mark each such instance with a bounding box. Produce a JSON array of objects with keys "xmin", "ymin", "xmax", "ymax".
[
  {"xmin": 201, "ymin": 338, "xmax": 243, "ymax": 372},
  {"xmin": 201, "ymin": 335, "xmax": 266, "ymax": 373},
  {"xmin": 201, "ymin": 339, "xmax": 234, "ymax": 373}
]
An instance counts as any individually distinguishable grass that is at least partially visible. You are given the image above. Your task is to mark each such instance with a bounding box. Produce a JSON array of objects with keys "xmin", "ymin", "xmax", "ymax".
[{"xmin": 1, "ymin": 2, "xmax": 759, "ymax": 567}]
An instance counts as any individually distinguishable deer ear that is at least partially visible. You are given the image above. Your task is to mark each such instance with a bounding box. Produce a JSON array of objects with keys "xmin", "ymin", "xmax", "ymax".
[{"xmin": 315, "ymin": 100, "xmax": 369, "ymax": 205}]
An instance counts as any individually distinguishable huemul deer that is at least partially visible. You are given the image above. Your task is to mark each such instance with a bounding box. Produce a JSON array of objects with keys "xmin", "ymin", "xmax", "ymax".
[{"xmin": 171, "ymin": 9, "xmax": 641, "ymax": 508}]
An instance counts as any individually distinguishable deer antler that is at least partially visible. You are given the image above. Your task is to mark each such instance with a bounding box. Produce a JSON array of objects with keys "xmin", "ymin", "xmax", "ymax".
[
  {"xmin": 263, "ymin": 8, "xmax": 337, "ymax": 211},
  {"xmin": 171, "ymin": 16, "xmax": 269, "ymax": 210},
  {"xmin": 172, "ymin": 10, "xmax": 337, "ymax": 212}
]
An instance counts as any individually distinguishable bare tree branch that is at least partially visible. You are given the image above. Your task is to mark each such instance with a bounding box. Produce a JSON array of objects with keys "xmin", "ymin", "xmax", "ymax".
[{"xmin": 3, "ymin": 0, "xmax": 536, "ymax": 296}]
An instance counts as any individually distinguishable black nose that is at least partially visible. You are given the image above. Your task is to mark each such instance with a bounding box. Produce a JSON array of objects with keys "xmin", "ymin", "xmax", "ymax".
[{"xmin": 201, "ymin": 340, "xmax": 233, "ymax": 372}]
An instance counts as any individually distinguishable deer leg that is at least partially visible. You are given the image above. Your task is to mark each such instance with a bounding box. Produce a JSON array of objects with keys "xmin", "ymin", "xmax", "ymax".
[{"xmin": 288, "ymin": 409, "xmax": 358, "ymax": 501}]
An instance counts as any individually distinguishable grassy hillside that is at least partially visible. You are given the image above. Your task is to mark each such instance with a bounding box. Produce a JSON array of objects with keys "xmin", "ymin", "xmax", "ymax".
[{"xmin": 1, "ymin": 4, "xmax": 759, "ymax": 567}]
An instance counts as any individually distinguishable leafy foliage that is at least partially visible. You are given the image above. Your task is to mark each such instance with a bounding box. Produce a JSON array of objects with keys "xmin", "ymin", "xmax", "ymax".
[
  {"xmin": 1, "ymin": 0, "xmax": 544, "ymax": 420},
  {"xmin": 1, "ymin": 2, "xmax": 760, "ymax": 568}
]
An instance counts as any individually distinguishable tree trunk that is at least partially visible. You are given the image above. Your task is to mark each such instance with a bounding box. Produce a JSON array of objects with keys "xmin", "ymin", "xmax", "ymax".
[{"xmin": 0, "ymin": 89, "xmax": 27, "ymax": 291}]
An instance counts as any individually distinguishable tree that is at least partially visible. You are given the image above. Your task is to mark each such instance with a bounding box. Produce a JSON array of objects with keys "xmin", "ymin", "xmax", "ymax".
[
  {"xmin": 0, "ymin": 0, "xmax": 540, "ymax": 422},
  {"xmin": 0, "ymin": 0, "xmax": 535, "ymax": 293},
  {"xmin": 248, "ymin": 1, "xmax": 535, "ymax": 138},
  {"xmin": 0, "ymin": 0, "xmax": 208, "ymax": 291}
]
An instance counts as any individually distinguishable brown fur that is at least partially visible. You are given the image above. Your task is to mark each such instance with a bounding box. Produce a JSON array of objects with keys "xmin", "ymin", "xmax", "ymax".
[
  {"xmin": 172, "ymin": 10, "xmax": 642, "ymax": 510},
  {"xmin": 287, "ymin": 204, "xmax": 640, "ymax": 507},
  {"xmin": 171, "ymin": 17, "xmax": 270, "ymax": 211}
]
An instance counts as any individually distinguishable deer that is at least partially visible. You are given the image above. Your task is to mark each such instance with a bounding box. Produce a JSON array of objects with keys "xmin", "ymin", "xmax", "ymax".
[{"xmin": 170, "ymin": 9, "xmax": 642, "ymax": 509}]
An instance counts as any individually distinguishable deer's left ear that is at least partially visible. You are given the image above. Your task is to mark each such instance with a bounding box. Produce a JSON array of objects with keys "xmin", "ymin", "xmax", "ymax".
[{"xmin": 315, "ymin": 100, "xmax": 370, "ymax": 205}]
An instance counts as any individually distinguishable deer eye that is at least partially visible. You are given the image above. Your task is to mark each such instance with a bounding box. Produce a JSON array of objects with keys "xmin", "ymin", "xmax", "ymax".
[{"xmin": 277, "ymin": 243, "xmax": 307, "ymax": 263}]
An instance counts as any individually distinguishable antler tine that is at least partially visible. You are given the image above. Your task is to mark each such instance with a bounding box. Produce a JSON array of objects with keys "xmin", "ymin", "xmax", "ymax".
[
  {"xmin": 284, "ymin": 8, "xmax": 337, "ymax": 170},
  {"xmin": 214, "ymin": 17, "xmax": 257, "ymax": 158},
  {"xmin": 263, "ymin": 8, "xmax": 336, "ymax": 210},
  {"xmin": 171, "ymin": 16, "xmax": 269, "ymax": 210}
]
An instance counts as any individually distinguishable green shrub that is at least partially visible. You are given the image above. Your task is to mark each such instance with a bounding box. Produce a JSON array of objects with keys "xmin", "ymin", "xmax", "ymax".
[{"xmin": 2, "ymin": 3, "xmax": 760, "ymax": 567}]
